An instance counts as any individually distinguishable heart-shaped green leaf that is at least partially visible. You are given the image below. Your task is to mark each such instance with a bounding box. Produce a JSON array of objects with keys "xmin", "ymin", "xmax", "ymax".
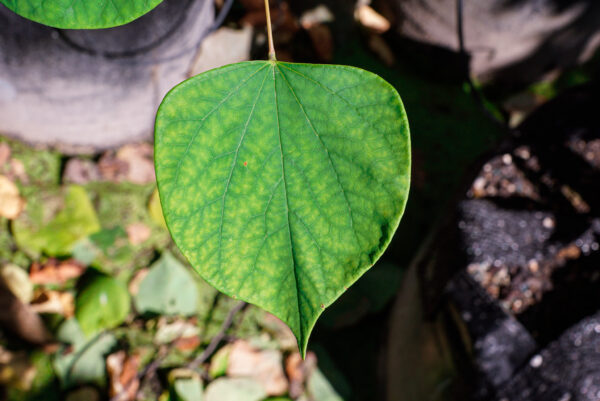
[
  {"xmin": 155, "ymin": 60, "xmax": 410, "ymax": 355},
  {"xmin": 0, "ymin": 0, "xmax": 162, "ymax": 29}
]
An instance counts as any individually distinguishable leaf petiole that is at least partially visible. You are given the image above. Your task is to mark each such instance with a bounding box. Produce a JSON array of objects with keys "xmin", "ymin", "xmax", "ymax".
[{"xmin": 264, "ymin": 0, "xmax": 277, "ymax": 61}]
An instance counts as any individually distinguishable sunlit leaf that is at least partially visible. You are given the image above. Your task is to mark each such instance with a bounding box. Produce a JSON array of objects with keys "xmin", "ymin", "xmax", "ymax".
[
  {"xmin": 133, "ymin": 251, "xmax": 199, "ymax": 316},
  {"xmin": 12, "ymin": 185, "xmax": 101, "ymax": 258},
  {"xmin": 75, "ymin": 274, "xmax": 130, "ymax": 337},
  {"xmin": 155, "ymin": 60, "xmax": 410, "ymax": 355},
  {"xmin": 0, "ymin": 0, "xmax": 163, "ymax": 29}
]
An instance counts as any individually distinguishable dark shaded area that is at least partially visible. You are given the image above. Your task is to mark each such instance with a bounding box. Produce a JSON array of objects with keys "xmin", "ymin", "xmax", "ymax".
[{"xmin": 421, "ymin": 84, "xmax": 600, "ymax": 400}]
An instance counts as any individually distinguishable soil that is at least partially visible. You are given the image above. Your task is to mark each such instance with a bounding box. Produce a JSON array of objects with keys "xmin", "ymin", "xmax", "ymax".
[{"xmin": 459, "ymin": 84, "xmax": 600, "ymax": 346}]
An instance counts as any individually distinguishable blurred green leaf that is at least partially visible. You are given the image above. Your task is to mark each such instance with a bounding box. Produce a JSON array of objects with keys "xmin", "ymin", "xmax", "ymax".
[
  {"xmin": 13, "ymin": 186, "xmax": 100, "ymax": 257},
  {"xmin": 208, "ymin": 344, "xmax": 231, "ymax": 379},
  {"xmin": 204, "ymin": 377, "xmax": 266, "ymax": 401},
  {"xmin": 155, "ymin": 61, "xmax": 411, "ymax": 357},
  {"xmin": 89, "ymin": 226, "xmax": 128, "ymax": 253},
  {"xmin": 0, "ymin": 0, "xmax": 163, "ymax": 29},
  {"xmin": 75, "ymin": 274, "xmax": 130, "ymax": 337},
  {"xmin": 168, "ymin": 369, "xmax": 204, "ymax": 401},
  {"xmin": 53, "ymin": 319, "xmax": 116, "ymax": 388},
  {"xmin": 0, "ymin": 137, "xmax": 61, "ymax": 187},
  {"xmin": 149, "ymin": 188, "xmax": 167, "ymax": 228},
  {"xmin": 134, "ymin": 251, "xmax": 199, "ymax": 316}
]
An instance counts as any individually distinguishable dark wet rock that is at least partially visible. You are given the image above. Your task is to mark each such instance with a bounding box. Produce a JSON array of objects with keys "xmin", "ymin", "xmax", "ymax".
[
  {"xmin": 388, "ymin": 84, "xmax": 600, "ymax": 401},
  {"xmin": 446, "ymin": 272, "xmax": 536, "ymax": 399},
  {"xmin": 499, "ymin": 311, "xmax": 600, "ymax": 401}
]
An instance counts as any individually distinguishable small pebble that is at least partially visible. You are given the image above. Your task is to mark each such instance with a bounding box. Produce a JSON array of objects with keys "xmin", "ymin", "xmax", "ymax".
[
  {"xmin": 542, "ymin": 217, "xmax": 555, "ymax": 229},
  {"xmin": 530, "ymin": 354, "xmax": 543, "ymax": 368}
]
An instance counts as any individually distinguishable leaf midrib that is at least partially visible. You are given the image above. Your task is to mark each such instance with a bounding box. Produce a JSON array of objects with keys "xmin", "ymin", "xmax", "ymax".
[{"xmin": 272, "ymin": 63, "xmax": 304, "ymax": 347}]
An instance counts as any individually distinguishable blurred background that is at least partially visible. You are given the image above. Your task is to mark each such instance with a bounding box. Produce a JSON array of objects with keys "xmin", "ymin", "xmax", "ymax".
[{"xmin": 1, "ymin": 0, "xmax": 600, "ymax": 400}]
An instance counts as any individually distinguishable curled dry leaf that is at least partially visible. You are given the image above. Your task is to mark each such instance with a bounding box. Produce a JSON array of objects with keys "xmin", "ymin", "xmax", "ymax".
[
  {"xmin": 227, "ymin": 340, "xmax": 288, "ymax": 396},
  {"xmin": 29, "ymin": 258, "xmax": 86, "ymax": 285},
  {"xmin": 106, "ymin": 350, "xmax": 140, "ymax": 401},
  {"xmin": 0, "ymin": 174, "xmax": 25, "ymax": 219},
  {"xmin": 126, "ymin": 222, "xmax": 151, "ymax": 245},
  {"xmin": 355, "ymin": 5, "xmax": 391, "ymax": 33},
  {"xmin": 30, "ymin": 289, "xmax": 75, "ymax": 318}
]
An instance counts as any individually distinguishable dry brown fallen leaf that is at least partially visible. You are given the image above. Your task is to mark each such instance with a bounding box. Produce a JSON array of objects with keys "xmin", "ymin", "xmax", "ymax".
[
  {"xmin": 97, "ymin": 143, "xmax": 155, "ymax": 184},
  {"xmin": 174, "ymin": 335, "xmax": 202, "ymax": 351},
  {"xmin": 355, "ymin": 4, "xmax": 391, "ymax": 34},
  {"xmin": 116, "ymin": 144, "xmax": 155, "ymax": 184},
  {"xmin": 285, "ymin": 351, "xmax": 317, "ymax": 398},
  {"xmin": 29, "ymin": 258, "xmax": 86, "ymax": 285},
  {"xmin": 107, "ymin": 350, "xmax": 140, "ymax": 401},
  {"xmin": 227, "ymin": 340, "xmax": 288, "ymax": 396},
  {"xmin": 0, "ymin": 174, "xmax": 25, "ymax": 219},
  {"xmin": 126, "ymin": 222, "xmax": 152, "ymax": 246},
  {"xmin": 62, "ymin": 158, "xmax": 101, "ymax": 184},
  {"xmin": 30, "ymin": 289, "xmax": 75, "ymax": 318}
]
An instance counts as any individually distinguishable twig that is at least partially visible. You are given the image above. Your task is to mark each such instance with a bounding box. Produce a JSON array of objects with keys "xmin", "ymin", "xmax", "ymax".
[
  {"xmin": 456, "ymin": 0, "xmax": 465, "ymax": 55},
  {"xmin": 110, "ymin": 319, "xmax": 194, "ymax": 401},
  {"xmin": 188, "ymin": 300, "xmax": 248, "ymax": 370}
]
